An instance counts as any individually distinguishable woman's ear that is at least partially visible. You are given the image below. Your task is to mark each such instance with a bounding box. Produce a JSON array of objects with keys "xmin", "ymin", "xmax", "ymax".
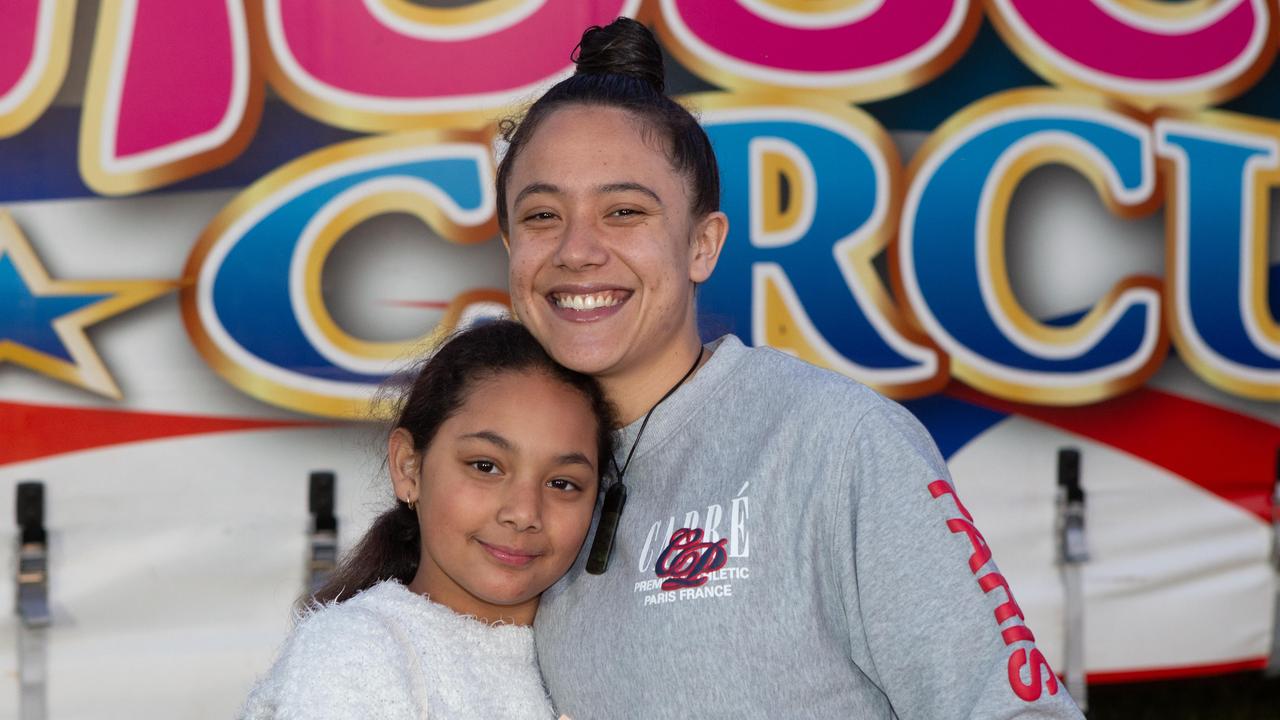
[
  {"xmin": 388, "ymin": 428, "xmax": 421, "ymax": 503},
  {"xmin": 689, "ymin": 211, "xmax": 728, "ymax": 284}
]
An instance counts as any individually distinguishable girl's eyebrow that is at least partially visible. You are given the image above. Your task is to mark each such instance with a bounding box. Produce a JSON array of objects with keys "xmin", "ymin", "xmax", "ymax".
[
  {"xmin": 555, "ymin": 452, "xmax": 595, "ymax": 471},
  {"xmin": 459, "ymin": 430, "xmax": 511, "ymax": 449},
  {"xmin": 460, "ymin": 431, "xmax": 595, "ymax": 470}
]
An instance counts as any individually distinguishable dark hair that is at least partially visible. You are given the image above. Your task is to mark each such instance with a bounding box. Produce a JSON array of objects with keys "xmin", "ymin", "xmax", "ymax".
[
  {"xmin": 495, "ymin": 17, "xmax": 720, "ymax": 234},
  {"xmin": 307, "ymin": 320, "xmax": 616, "ymax": 608}
]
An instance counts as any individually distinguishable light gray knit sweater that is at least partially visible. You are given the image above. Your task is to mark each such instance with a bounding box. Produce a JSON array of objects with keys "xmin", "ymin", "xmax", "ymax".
[{"xmin": 241, "ymin": 580, "xmax": 556, "ymax": 719}]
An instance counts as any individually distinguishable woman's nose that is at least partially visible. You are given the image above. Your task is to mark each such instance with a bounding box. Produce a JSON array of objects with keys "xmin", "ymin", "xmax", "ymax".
[{"xmin": 553, "ymin": 215, "xmax": 608, "ymax": 270}]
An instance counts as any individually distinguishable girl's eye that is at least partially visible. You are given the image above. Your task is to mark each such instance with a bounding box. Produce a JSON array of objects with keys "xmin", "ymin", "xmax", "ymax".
[
  {"xmin": 470, "ymin": 460, "xmax": 499, "ymax": 474},
  {"xmin": 547, "ymin": 477, "xmax": 581, "ymax": 492}
]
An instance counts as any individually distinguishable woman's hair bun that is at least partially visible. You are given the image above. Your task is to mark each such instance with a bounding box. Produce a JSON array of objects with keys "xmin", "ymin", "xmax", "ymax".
[{"xmin": 572, "ymin": 17, "xmax": 665, "ymax": 93}]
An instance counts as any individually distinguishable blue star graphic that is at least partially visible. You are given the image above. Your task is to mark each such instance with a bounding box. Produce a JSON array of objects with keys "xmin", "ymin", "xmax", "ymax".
[{"xmin": 0, "ymin": 252, "xmax": 108, "ymax": 363}]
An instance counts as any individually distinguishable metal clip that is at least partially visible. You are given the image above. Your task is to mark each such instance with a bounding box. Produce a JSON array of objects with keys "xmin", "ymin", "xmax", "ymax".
[
  {"xmin": 1055, "ymin": 449, "xmax": 1089, "ymax": 565},
  {"xmin": 1054, "ymin": 448, "xmax": 1088, "ymax": 711},
  {"xmin": 307, "ymin": 471, "xmax": 339, "ymax": 595},
  {"xmin": 17, "ymin": 543, "xmax": 49, "ymax": 629},
  {"xmin": 15, "ymin": 481, "xmax": 49, "ymax": 629}
]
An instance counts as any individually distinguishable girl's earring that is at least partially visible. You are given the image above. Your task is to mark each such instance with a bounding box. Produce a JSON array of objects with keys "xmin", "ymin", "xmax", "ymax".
[{"xmin": 408, "ymin": 497, "xmax": 418, "ymax": 512}]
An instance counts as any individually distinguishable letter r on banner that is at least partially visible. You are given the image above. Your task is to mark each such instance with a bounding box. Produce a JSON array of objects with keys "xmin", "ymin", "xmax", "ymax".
[{"xmin": 699, "ymin": 94, "xmax": 944, "ymax": 398}]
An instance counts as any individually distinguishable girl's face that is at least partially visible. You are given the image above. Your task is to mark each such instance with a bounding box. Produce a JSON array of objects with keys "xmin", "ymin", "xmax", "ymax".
[
  {"xmin": 390, "ymin": 370, "xmax": 601, "ymax": 625},
  {"xmin": 504, "ymin": 105, "xmax": 726, "ymax": 393}
]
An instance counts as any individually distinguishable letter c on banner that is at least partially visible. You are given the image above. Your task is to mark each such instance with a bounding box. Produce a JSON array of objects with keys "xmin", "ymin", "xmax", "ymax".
[
  {"xmin": 898, "ymin": 89, "xmax": 1166, "ymax": 405},
  {"xmin": 653, "ymin": 0, "xmax": 980, "ymax": 100},
  {"xmin": 181, "ymin": 131, "xmax": 504, "ymax": 419},
  {"xmin": 0, "ymin": 0, "xmax": 74, "ymax": 138},
  {"xmin": 986, "ymin": 0, "xmax": 1277, "ymax": 109},
  {"xmin": 251, "ymin": 0, "xmax": 639, "ymax": 132}
]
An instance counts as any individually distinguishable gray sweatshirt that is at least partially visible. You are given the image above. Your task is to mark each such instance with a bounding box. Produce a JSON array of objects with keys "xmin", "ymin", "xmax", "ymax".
[{"xmin": 535, "ymin": 335, "xmax": 1083, "ymax": 719}]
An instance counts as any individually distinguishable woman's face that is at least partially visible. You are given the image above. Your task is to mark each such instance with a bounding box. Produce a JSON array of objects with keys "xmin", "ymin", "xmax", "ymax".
[
  {"xmin": 504, "ymin": 105, "xmax": 725, "ymax": 387},
  {"xmin": 390, "ymin": 370, "xmax": 600, "ymax": 625}
]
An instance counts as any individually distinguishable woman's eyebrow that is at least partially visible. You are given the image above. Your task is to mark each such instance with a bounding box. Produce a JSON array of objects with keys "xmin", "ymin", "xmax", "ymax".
[
  {"xmin": 598, "ymin": 182, "xmax": 661, "ymax": 204},
  {"xmin": 513, "ymin": 182, "xmax": 560, "ymax": 207}
]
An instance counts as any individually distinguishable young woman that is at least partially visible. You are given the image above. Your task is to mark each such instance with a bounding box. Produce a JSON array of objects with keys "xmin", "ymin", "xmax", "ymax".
[
  {"xmin": 499, "ymin": 18, "xmax": 1083, "ymax": 719},
  {"xmin": 240, "ymin": 320, "xmax": 614, "ymax": 719}
]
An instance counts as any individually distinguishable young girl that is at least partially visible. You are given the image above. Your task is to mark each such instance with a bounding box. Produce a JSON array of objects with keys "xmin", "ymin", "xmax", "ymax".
[{"xmin": 240, "ymin": 320, "xmax": 615, "ymax": 719}]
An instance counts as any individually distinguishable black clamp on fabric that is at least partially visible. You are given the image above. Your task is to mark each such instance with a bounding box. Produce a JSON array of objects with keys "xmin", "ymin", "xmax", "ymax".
[
  {"xmin": 307, "ymin": 471, "xmax": 338, "ymax": 594},
  {"xmin": 1055, "ymin": 448, "xmax": 1089, "ymax": 710},
  {"xmin": 15, "ymin": 481, "xmax": 50, "ymax": 628},
  {"xmin": 1056, "ymin": 448, "xmax": 1088, "ymax": 565}
]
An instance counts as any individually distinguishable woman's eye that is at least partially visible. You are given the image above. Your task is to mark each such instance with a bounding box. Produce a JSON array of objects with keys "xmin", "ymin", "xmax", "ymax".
[
  {"xmin": 470, "ymin": 460, "xmax": 499, "ymax": 474},
  {"xmin": 523, "ymin": 210, "xmax": 557, "ymax": 222},
  {"xmin": 611, "ymin": 207, "xmax": 642, "ymax": 217}
]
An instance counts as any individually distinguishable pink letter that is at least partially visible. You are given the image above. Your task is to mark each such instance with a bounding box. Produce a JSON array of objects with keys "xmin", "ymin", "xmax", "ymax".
[
  {"xmin": 256, "ymin": 0, "xmax": 638, "ymax": 131},
  {"xmin": 654, "ymin": 0, "xmax": 979, "ymax": 100},
  {"xmin": 81, "ymin": 0, "xmax": 262, "ymax": 195},
  {"xmin": 0, "ymin": 0, "xmax": 74, "ymax": 138},
  {"xmin": 987, "ymin": 0, "xmax": 1276, "ymax": 108}
]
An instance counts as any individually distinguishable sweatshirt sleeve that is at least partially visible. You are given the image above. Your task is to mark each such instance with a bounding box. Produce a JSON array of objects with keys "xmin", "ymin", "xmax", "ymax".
[
  {"xmin": 834, "ymin": 401, "xmax": 1084, "ymax": 719},
  {"xmin": 239, "ymin": 604, "xmax": 424, "ymax": 720}
]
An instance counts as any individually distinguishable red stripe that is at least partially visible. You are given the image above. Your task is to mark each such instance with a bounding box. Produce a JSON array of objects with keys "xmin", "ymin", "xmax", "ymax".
[
  {"xmin": 1086, "ymin": 656, "xmax": 1268, "ymax": 684},
  {"xmin": 946, "ymin": 385, "xmax": 1280, "ymax": 522},
  {"xmin": 0, "ymin": 401, "xmax": 326, "ymax": 466}
]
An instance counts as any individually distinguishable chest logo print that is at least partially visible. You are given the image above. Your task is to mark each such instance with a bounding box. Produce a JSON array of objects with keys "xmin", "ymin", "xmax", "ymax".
[{"xmin": 655, "ymin": 528, "xmax": 728, "ymax": 590}]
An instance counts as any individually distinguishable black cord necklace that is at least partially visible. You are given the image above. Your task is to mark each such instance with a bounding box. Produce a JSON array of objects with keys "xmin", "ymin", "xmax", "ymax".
[{"xmin": 585, "ymin": 346, "xmax": 705, "ymax": 574}]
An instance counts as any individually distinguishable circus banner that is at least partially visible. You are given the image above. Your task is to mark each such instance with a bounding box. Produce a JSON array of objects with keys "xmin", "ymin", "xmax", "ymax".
[{"xmin": 0, "ymin": 2, "xmax": 1277, "ymax": 716}]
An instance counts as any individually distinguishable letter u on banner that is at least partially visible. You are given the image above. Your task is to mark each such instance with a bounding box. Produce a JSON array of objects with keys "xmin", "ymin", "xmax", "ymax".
[
  {"xmin": 80, "ymin": 0, "xmax": 263, "ymax": 195},
  {"xmin": 181, "ymin": 130, "xmax": 504, "ymax": 419},
  {"xmin": 653, "ymin": 0, "xmax": 981, "ymax": 100},
  {"xmin": 986, "ymin": 0, "xmax": 1278, "ymax": 109},
  {"xmin": 1157, "ymin": 112, "xmax": 1280, "ymax": 400},
  {"xmin": 0, "ymin": 0, "xmax": 74, "ymax": 138},
  {"xmin": 250, "ymin": 0, "xmax": 639, "ymax": 132},
  {"xmin": 898, "ymin": 88, "xmax": 1167, "ymax": 405}
]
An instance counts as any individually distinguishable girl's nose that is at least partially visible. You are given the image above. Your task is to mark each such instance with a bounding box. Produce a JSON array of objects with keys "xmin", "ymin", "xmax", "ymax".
[{"xmin": 497, "ymin": 479, "xmax": 543, "ymax": 532}]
